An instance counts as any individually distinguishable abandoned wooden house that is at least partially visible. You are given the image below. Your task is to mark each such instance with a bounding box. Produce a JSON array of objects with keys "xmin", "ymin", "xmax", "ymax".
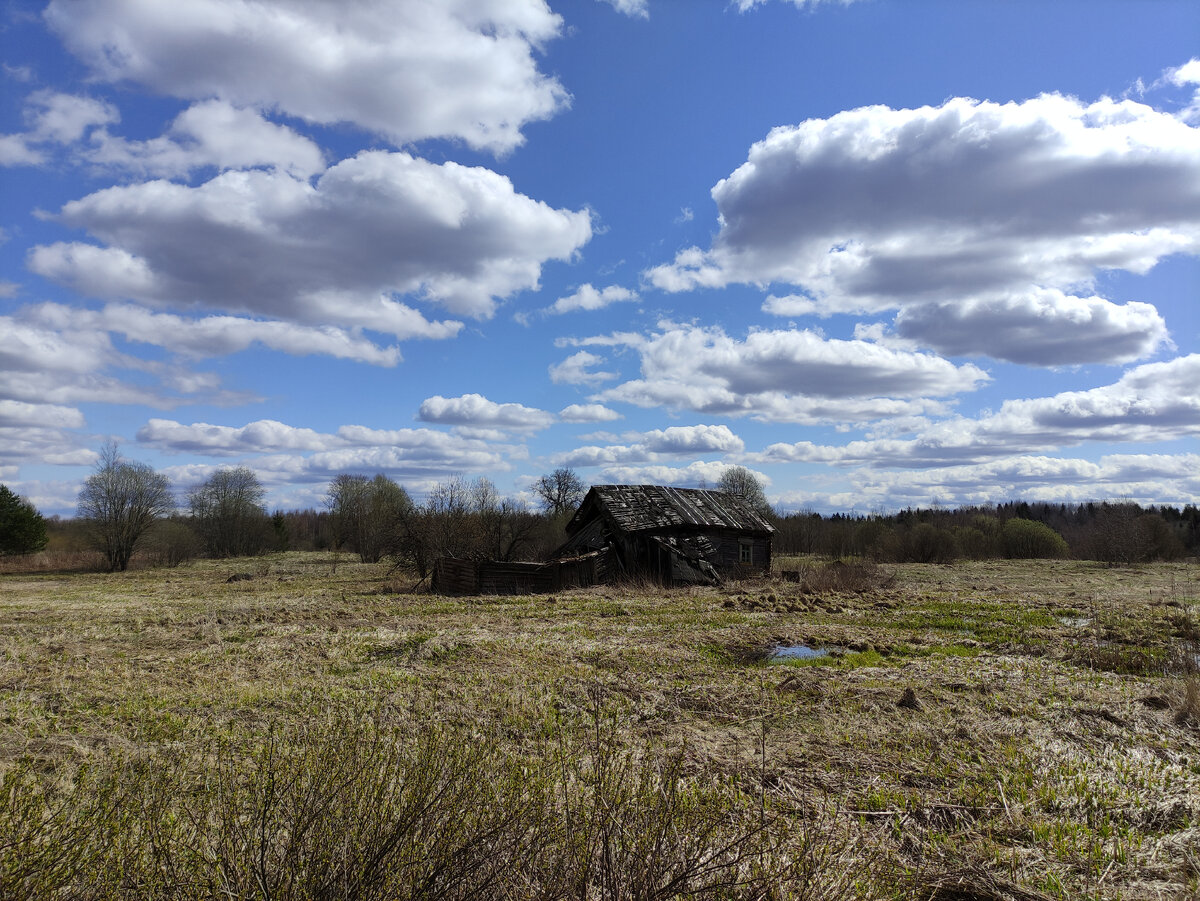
[
  {"xmin": 430, "ymin": 484, "xmax": 775, "ymax": 595},
  {"xmin": 553, "ymin": 484, "xmax": 775, "ymax": 586}
]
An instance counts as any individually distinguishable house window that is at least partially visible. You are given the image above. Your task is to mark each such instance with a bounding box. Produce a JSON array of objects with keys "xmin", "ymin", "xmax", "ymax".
[{"xmin": 739, "ymin": 541, "xmax": 752, "ymax": 564}]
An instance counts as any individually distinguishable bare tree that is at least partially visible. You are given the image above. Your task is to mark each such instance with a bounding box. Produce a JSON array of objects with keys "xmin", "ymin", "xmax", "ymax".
[
  {"xmin": 716, "ymin": 466, "xmax": 773, "ymax": 518},
  {"xmin": 391, "ymin": 476, "xmax": 546, "ymax": 575},
  {"xmin": 326, "ymin": 473, "xmax": 414, "ymax": 563},
  {"xmin": 327, "ymin": 474, "xmax": 370, "ymax": 554},
  {"xmin": 479, "ymin": 496, "xmax": 542, "ymax": 561},
  {"xmin": 533, "ymin": 467, "xmax": 585, "ymax": 518},
  {"xmin": 77, "ymin": 443, "xmax": 174, "ymax": 571},
  {"xmin": 188, "ymin": 467, "xmax": 271, "ymax": 558}
]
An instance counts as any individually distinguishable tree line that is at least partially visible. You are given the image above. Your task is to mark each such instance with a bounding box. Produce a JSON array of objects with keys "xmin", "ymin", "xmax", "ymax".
[
  {"xmin": 0, "ymin": 448, "xmax": 590, "ymax": 573},
  {"xmin": 772, "ymin": 500, "xmax": 1199, "ymax": 564},
  {"xmin": 1, "ymin": 451, "xmax": 1195, "ymax": 570}
]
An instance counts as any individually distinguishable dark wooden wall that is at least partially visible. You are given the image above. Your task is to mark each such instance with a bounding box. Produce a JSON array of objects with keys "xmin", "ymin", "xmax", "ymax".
[{"xmin": 432, "ymin": 549, "xmax": 611, "ymax": 596}]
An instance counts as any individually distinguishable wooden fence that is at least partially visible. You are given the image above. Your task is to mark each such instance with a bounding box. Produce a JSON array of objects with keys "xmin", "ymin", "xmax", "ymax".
[{"xmin": 431, "ymin": 549, "xmax": 613, "ymax": 596}]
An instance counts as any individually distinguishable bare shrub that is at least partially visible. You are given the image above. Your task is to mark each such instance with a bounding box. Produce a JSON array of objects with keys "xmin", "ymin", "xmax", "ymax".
[
  {"xmin": 903, "ymin": 863, "xmax": 1057, "ymax": 901},
  {"xmin": 145, "ymin": 517, "xmax": 200, "ymax": 568},
  {"xmin": 1171, "ymin": 608, "xmax": 1200, "ymax": 727},
  {"xmin": 0, "ymin": 701, "xmax": 884, "ymax": 899},
  {"xmin": 800, "ymin": 560, "xmax": 896, "ymax": 593}
]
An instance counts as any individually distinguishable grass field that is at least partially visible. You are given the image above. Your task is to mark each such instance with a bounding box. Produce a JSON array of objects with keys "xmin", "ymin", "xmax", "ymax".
[{"xmin": 1, "ymin": 554, "xmax": 1198, "ymax": 899}]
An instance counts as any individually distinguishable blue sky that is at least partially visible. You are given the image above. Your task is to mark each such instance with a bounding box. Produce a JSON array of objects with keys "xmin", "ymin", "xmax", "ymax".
[{"xmin": 2, "ymin": 0, "xmax": 1198, "ymax": 517}]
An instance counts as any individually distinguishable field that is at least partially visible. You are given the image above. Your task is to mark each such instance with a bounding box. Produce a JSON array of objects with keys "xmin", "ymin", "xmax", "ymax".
[{"xmin": 1, "ymin": 554, "xmax": 1198, "ymax": 899}]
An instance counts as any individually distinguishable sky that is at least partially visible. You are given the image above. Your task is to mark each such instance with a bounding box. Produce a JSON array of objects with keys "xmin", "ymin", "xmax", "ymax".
[{"xmin": 1, "ymin": 0, "xmax": 1198, "ymax": 518}]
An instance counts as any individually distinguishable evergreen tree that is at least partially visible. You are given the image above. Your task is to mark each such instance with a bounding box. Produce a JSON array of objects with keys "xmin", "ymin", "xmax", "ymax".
[{"xmin": 0, "ymin": 485, "xmax": 48, "ymax": 556}]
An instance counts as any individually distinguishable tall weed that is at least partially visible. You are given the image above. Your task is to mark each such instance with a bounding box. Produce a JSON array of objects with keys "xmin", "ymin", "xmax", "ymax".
[{"xmin": 0, "ymin": 700, "xmax": 880, "ymax": 900}]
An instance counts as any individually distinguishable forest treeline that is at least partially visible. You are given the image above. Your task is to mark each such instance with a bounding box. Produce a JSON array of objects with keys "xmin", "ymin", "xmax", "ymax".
[
  {"xmin": 4, "ymin": 453, "xmax": 1197, "ymax": 572},
  {"xmin": 772, "ymin": 500, "xmax": 1199, "ymax": 564},
  {"xmin": 276, "ymin": 498, "xmax": 1199, "ymax": 564},
  {"xmin": 30, "ymin": 494, "xmax": 1199, "ymax": 572}
]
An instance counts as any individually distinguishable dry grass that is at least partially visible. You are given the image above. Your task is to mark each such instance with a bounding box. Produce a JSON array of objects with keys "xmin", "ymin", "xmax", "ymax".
[{"xmin": 1, "ymin": 554, "xmax": 1198, "ymax": 898}]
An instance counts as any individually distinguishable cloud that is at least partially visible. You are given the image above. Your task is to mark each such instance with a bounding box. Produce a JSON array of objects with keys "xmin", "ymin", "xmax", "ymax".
[
  {"xmin": 591, "ymin": 323, "xmax": 988, "ymax": 423},
  {"xmin": 138, "ymin": 417, "xmax": 529, "ymax": 468},
  {"xmin": 1169, "ymin": 59, "xmax": 1200, "ymax": 87},
  {"xmin": 754, "ymin": 354, "xmax": 1200, "ymax": 469},
  {"xmin": 547, "ymin": 283, "xmax": 638, "ymax": 314},
  {"xmin": 597, "ymin": 0, "xmax": 649, "ymax": 20},
  {"xmin": 1167, "ymin": 57, "xmax": 1200, "ymax": 122},
  {"xmin": 647, "ymin": 93, "xmax": 1200, "ymax": 364},
  {"xmin": 840, "ymin": 453, "xmax": 1200, "ymax": 510},
  {"xmin": 45, "ymin": 0, "xmax": 567, "ymax": 154},
  {"xmin": 0, "ymin": 90, "xmax": 117, "ymax": 166},
  {"xmin": 140, "ymin": 418, "xmax": 520, "ymax": 490},
  {"xmin": 736, "ymin": 0, "xmax": 861, "ymax": 9},
  {"xmin": 0, "ymin": 308, "xmax": 252, "ymax": 409},
  {"xmin": 549, "ymin": 350, "xmax": 619, "ymax": 385},
  {"xmin": 556, "ymin": 423, "xmax": 744, "ymax": 470},
  {"xmin": 0, "ymin": 423, "xmax": 96, "ymax": 474},
  {"xmin": 892, "ymin": 289, "xmax": 1169, "ymax": 366},
  {"xmin": 30, "ymin": 151, "xmax": 592, "ymax": 322},
  {"xmin": 559, "ymin": 403, "xmax": 622, "ymax": 423},
  {"xmin": 1, "ymin": 314, "xmax": 118, "ymax": 376},
  {"xmin": 0, "ymin": 397, "xmax": 95, "ymax": 478},
  {"xmin": 86, "ymin": 100, "xmax": 325, "ymax": 178},
  {"xmin": 0, "ymin": 134, "xmax": 43, "ymax": 167},
  {"xmin": 594, "ymin": 460, "xmax": 769, "ymax": 491},
  {"xmin": 0, "ymin": 399, "xmax": 85, "ymax": 429},
  {"xmin": 418, "ymin": 394, "xmax": 555, "ymax": 431},
  {"xmin": 38, "ymin": 302, "xmax": 459, "ymax": 366},
  {"xmin": 136, "ymin": 418, "xmax": 334, "ymax": 455},
  {"xmin": 642, "ymin": 424, "xmax": 744, "ymax": 455},
  {"xmin": 1, "ymin": 480, "xmax": 88, "ymax": 515}
]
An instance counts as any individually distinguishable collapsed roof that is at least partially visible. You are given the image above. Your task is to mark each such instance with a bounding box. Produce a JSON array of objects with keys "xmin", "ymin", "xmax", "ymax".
[{"xmin": 565, "ymin": 484, "xmax": 776, "ymax": 537}]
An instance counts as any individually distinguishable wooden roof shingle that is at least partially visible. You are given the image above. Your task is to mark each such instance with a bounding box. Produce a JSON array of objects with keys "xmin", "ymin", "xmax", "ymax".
[{"xmin": 567, "ymin": 485, "xmax": 775, "ymax": 536}]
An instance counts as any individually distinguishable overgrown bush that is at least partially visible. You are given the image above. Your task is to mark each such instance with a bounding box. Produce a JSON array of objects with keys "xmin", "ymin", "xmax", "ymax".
[
  {"xmin": 903, "ymin": 523, "xmax": 959, "ymax": 564},
  {"xmin": 0, "ymin": 701, "xmax": 887, "ymax": 900},
  {"xmin": 1000, "ymin": 518, "xmax": 1069, "ymax": 559},
  {"xmin": 144, "ymin": 517, "xmax": 200, "ymax": 568}
]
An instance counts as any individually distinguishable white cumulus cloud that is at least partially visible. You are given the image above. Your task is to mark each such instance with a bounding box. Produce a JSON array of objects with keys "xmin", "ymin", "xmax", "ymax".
[
  {"xmin": 418, "ymin": 394, "xmax": 555, "ymax": 431},
  {"xmin": 647, "ymin": 93, "xmax": 1200, "ymax": 364},
  {"xmin": 86, "ymin": 100, "xmax": 325, "ymax": 178},
  {"xmin": 591, "ymin": 323, "xmax": 988, "ymax": 423},
  {"xmin": 559, "ymin": 404, "xmax": 622, "ymax": 423},
  {"xmin": 0, "ymin": 90, "xmax": 117, "ymax": 165},
  {"xmin": 549, "ymin": 350, "xmax": 619, "ymax": 385},
  {"xmin": 597, "ymin": 0, "xmax": 648, "ymax": 18},
  {"xmin": 30, "ymin": 151, "xmax": 592, "ymax": 323},
  {"xmin": 547, "ymin": 283, "xmax": 638, "ymax": 315},
  {"xmin": 754, "ymin": 354, "xmax": 1200, "ymax": 469},
  {"xmin": 44, "ymin": 0, "xmax": 568, "ymax": 155}
]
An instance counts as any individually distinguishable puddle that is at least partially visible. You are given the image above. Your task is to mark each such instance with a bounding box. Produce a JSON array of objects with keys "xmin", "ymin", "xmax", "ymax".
[
  {"xmin": 1059, "ymin": 616, "xmax": 1093, "ymax": 628},
  {"xmin": 769, "ymin": 644, "xmax": 831, "ymax": 662}
]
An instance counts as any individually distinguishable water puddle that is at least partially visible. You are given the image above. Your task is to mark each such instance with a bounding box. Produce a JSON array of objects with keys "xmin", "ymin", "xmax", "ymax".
[
  {"xmin": 1058, "ymin": 616, "xmax": 1093, "ymax": 628},
  {"xmin": 769, "ymin": 644, "xmax": 831, "ymax": 662}
]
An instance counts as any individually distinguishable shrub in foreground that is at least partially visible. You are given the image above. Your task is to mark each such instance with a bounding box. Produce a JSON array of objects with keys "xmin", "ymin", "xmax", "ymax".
[{"xmin": 0, "ymin": 703, "xmax": 884, "ymax": 900}]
